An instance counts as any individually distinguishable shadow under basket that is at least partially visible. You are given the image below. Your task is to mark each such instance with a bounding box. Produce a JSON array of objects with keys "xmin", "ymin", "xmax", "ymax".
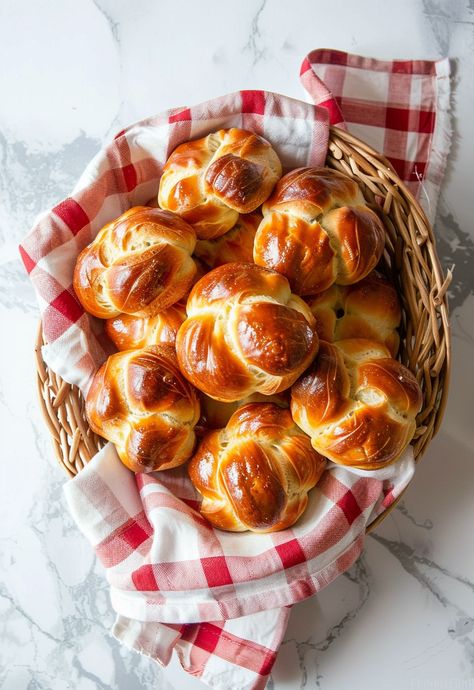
[{"xmin": 34, "ymin": 126, "xmax": 452, "ymax": 534}]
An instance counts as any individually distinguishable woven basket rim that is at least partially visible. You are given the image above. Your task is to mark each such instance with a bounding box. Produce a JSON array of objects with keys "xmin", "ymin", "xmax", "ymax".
[{"xmin": 34, "ymin": 124, "xmax": 452, "ymax": 534}]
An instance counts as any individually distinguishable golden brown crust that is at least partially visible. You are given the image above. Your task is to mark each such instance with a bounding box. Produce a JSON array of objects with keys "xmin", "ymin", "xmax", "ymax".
[
  {"xmin": 253, "ymin": 212, "xmax": 335, "ymax": 294},
  {"xmin": 254, "ymin": 167, "xmax": 385, "ymax": 295},
  {"xmin": 177, "ymin": 312, "xmax": 254, "ymax": 400},
  {"xmin": 73, "ymin": 207, "xmax": 196, "ymax": 318},
  {"xmin": 236, "ymin": 302, "xmax": 316, "ymax": 375},
  {"xmin": 263, "ymin": 167, "xmax": 361, "ymax": 216},
  {"xmin": 158, "ymin": 129, "xmax": 282, "ymax": 240},
  {"xmin": 198, "ymin": 391, "xmax": 289, "ymax": 432},
  {"xmin": 188, "ymin": 403, "xmax": 326, "ymax": 532},
  {"xmin": 306, "ymin": 271, "xmax": 401, "ymax": 356},
  {"xmin": 322, "ymin": 206, "xmax": 385, "ymax": 285},
  {"xmin": 104, "ymin": 257, "xmax": 206, "ymax": 350},
  {"xmin": 176, "ymin": 262, "xmax": 319, "ymax": 402},
  {"xmin": 291, "ymin": 339, "xmax": 422, "ymax": 469},
  {"xmin": 187, "ymin": 259, "xmax": 289, "ymax": 306},
  {"xmin": 204, "ymin": 154, "xmax": 263, "ymax": 208},
  {"xmin": 85, "ymin": 344, "xmax": 200, "ymax": 472},
  {"xmin": 194, "ymin": 212, "xmax": 260, "ymax": 268},
  {"xmin": 105, "ymin": 303, "xmax": 187, "ymax": 350}
]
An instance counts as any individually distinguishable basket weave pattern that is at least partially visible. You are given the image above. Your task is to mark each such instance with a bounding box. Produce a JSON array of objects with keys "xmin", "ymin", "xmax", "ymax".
[{"xmin": 35, "ymin": 127, "xmax": 451, "ymax": 529}]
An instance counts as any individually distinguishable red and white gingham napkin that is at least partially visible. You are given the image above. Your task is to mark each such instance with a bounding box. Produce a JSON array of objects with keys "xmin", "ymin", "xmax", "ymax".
[
  {"xmin": 64, "ymin": 442, "xmax": 413, "ymax": 689},
  {"xmin": 20, "ymin": 52, "xmax": 451, "ymax": 690},
  {"xmin": 300, "ymin": 49, "xmax": 451, "ymax": 224}
]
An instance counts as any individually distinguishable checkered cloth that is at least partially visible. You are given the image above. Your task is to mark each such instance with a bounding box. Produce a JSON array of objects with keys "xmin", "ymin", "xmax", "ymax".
[
  {"xmin": 300, "ymin": 49, "xmax": 451, "ymax": 224},
  {"xmin": 64, "ymin": 442, "xmax": 414, "ymax": 689},
  {"xmin": 20, "ymin": 52, "xmax": 451, "ymax": 690}
]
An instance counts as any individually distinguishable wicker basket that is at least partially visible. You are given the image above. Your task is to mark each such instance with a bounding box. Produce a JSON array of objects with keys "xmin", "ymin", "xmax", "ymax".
[{"xmin": 34, "ymin": 126, "xmax": 451, "ymax": 532}]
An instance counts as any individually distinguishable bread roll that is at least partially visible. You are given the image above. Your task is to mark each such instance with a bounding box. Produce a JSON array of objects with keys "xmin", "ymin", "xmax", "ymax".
[
  {"xmin": 176, "ymin": 262, "xmax": 319, "ymax": 402},
  {"xmin": 306, "ymin": 271, "xmax": 401, "ymax": 356},
  {"xmin": 194, "ymin": 212, "xmax": 260, "ymax": 268},
  {"xmin": 253, "ymin": 167, "xmax": 385, "ymax": 295},
  {"xmin": 73, "ymin": 206, "xmax": 196, "ymax": 318},
  {"xmin": 189, "ymin": 403, "xmax": 326, "ymax": 532},
  {"xmin": 291, "ymin": 339, "xmax": 422, "ymax": 469},
  {"xmin": 105, "ymin": 303, "xmax": 186, "ymax": 350},
  {"xmin": 104, "ymin": 258, "xmax": 206, "ymax": 351},
  {"xmin": 158, "ymin": 128, "xmax": 282, "ymax": 240},
  {"xmin": 85, "ymin": 344, "xmax": 200, "ymax": 472}
]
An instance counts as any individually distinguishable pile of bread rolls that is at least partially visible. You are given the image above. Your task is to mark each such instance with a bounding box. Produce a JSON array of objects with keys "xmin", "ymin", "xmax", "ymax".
[{"xmin": 74, "ymin": 127, "xmax": 422, "ymax": 534}]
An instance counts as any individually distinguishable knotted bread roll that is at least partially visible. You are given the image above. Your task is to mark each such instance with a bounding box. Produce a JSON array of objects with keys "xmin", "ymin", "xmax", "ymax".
[
  {"xmin": 104, "ymin": 258, "xmax": 207, "ymax": 351},
  {"xmin": 85, "ymin": 344, "xmax": 200, "ymax": 472},
  {"xmin": 253, "ymin": 167, "xmax": 385, "ymax": 295},
  {"xmin": 73, "ymin": 207, "xmax": 196, "ymax": 318},
  {"xmin": 194, "ymin": 212, "xmax": 260, "ymax": 268},
  {"xmin": 105, "ymin": 303, "xmax": 186, "ymax": 350},
  {"xmin": 176, "ymin": 262, "xmax": 319, "ymax": 402},
  {"xmin": 189, "ymin": 403, "xmax": 327, "ymax": 532},
  {"xmin": 291, "ymin": 339, "xmax": 422, "ymax": 469},
  {"xmin": 306, "ymin": 271, "xmax": 401, "ymax": 356},
  {"xmin": 158, "ymin": 128, "xmax": 282, "ymax": 240}
]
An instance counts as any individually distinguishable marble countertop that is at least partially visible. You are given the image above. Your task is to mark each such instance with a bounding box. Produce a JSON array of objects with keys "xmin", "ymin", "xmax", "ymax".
[{"xmin": 1, "ymin": 1, "xmax": 473, "ymax": 689}]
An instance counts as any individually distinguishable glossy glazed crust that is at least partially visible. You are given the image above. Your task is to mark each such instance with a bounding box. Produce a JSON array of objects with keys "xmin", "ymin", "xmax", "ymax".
[
  {"xmin": 291, "ymin": 339, "xmax": 422, "ymax": 469},
  {"xmin": 306, "ymin": 271, "xmax": 401, "ymax": 356},
  {"xmin": 194, "ymin": 212, "xmax": 261, "ymax": 268},
  {"xmin": 198, "ymin": 391, "xmax": 289, "ymax": 431},
  {"xmin": 158, "ymin": 129, "xmax": 282, "ymax": 240},
  {"xmin": 85, "ymin": 344, "xmax": 200, "ymax": 472},
  {"xmin": 254, "ymin": 167, "xmax": 385, "ymax": 295},
  {"xmin": 176, "ymin": 262, "xmax": 319, "ymax": 402},
  {"xmin": 188, "ymin": 403, "xmax": 326, "ymax": 532},
  {"xmin": 73, "ymin": 207, "xmax": 197, "ymax": 318},
  {"xmin": 105, "ymin": 303, "xmax": 187, "ymax": 350}
]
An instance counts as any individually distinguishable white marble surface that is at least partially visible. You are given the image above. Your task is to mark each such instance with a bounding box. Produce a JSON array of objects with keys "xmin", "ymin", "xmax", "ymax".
[{"xmin": 1, "ymin": 1, "xmax": 473, "ymax": 688}]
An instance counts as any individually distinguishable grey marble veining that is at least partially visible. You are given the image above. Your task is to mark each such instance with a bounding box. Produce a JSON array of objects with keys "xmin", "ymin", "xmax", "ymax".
[
  {"xmin": 1, "ymin": 1, "xmax": 474, "ymax": 689},
  {"xmin": 0, "ymin": 131, "xmax": 100, "ymax": 233},
  {"xmin": 370, "ymin": 533, "xmax": 474, "ymax": 667},
  {"xmin": 279, "ymin": 558, "xmax": 373, "ymax": 690},
  {"xmin": 244, "ymin": 0, "xmax": 269, "ymax": 66}
]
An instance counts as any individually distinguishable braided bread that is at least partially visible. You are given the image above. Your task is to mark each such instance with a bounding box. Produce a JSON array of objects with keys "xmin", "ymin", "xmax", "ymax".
[
  {"xmin": 291, "ymin": 339, "xmax": 422, "ymax": 469},
  {"xmin": 73, "ymin": 206, "xmax": 196, "ymax": 318},
  {"xmin": 158, "ymin": 128, "xmax": 282, "ymax": 240},
  {"xmin": 85, "ymin": 344, "xmax": 200, "ymax": 472},
  {"xmin": 253, "ymin": 167, "xmax": 385, "ymax": 295},
  {"xmin": 176, "ymin": 262, "xmax": 319, "ymax": 402},
  {"xmin": 189, "ymin": 403, "xmax": 326, "ymax": 532}
]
